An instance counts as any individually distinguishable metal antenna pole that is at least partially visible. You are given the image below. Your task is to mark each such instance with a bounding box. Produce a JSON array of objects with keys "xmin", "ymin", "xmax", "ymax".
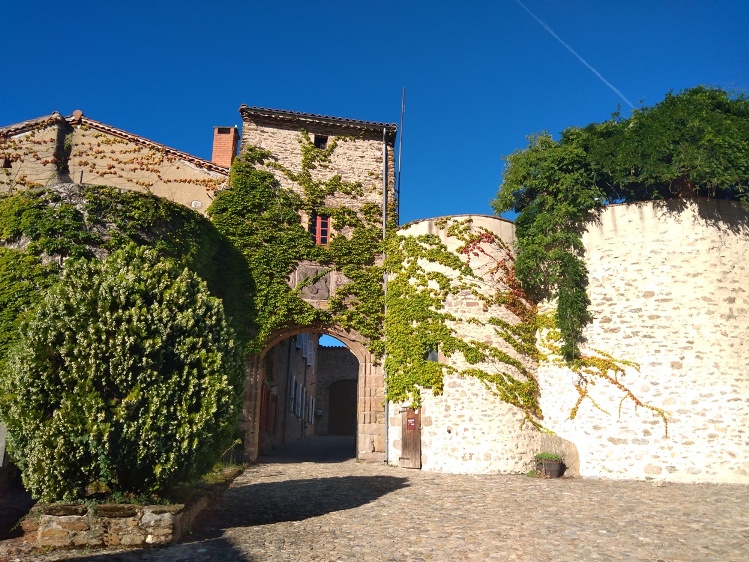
[{"xmin": 397, "ymin": 88, "xmax": 405, "ymax": 223}]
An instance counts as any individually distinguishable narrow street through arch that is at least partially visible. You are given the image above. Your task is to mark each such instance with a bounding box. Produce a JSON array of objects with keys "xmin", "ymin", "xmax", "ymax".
[{"xmin": 9, "ymin": 436, "xmax": 749, "ymax": 561}]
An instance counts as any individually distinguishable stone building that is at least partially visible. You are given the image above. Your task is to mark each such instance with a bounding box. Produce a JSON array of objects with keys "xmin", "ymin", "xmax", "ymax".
[
  {"xmin": 234, "ymin": 106, "xmax": 397, "ymax": 462},
  {"xmin": 1, "ymin": 105, "xmax": 398, "ymax": 465},
  {"xmin": 258, "ymin": 333, "xmax": 319, "ymax": 455},
  {"xmin": 3, "ymin": 106, "xmax": 748, "ymax": 483},
  {"xmin": 314, "ymin": 345, "xmax": 360, "ymax": 437},
  {"xmin": 0, "ymin": 111, "xmax": 229, "ymax": 211},
  {"xmin": 387, "ymin": 203, "xmax": 749, "ymax": 483}
]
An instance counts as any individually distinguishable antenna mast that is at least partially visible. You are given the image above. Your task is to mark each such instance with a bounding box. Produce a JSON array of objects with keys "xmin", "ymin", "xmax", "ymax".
[{"xmin": 397, "ymin": 87, "xmax": 405, "ymax": 223}]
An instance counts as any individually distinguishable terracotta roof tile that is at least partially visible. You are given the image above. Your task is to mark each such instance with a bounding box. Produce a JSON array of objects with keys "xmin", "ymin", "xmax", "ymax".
[
  {"xmin": 0, "ymin": 112, "xmax": 66, "ymax": 137},
  {"xmin": 239, "ymin": 105, "xmax": 397, "ymax": 141}
]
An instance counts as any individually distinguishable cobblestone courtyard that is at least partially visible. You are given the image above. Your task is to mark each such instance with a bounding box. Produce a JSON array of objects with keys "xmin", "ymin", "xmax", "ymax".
[{"xmin": 3, "ymin": 436, "xmax": 748, "ymax": 561}]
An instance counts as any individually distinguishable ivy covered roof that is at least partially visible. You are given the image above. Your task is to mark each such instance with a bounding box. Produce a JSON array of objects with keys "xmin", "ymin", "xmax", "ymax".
[{"xmin": 0, "ymin": 112, "xmax": 66, "ymax": 137}]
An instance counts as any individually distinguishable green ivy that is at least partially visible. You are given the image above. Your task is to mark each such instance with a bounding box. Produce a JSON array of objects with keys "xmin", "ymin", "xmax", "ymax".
[
  {"xmin": 493, "ymin": 86, "xmax": 749, "ymax": 359},
  {"xmin": 383, "ymin": 219, "xmax": 542, "ymax": 423},
  {"xmin": 209, "ymin": 134, "xmax": 386, "ymax": 355},
  {"xmin": 0, "ymin": 186, "xmax": 252, "ymax": 372},
  {"xmin": 0, "ymin": 245, "xmax": 244, "ymax": 501}
]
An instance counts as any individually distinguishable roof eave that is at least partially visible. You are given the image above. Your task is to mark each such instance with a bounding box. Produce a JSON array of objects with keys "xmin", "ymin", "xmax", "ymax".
[
  {"xmin": 239, "ymin": 105, "xmax": 397, "ymax": 142},
  {"xmin": 0, "ymin": 112, "xmax": 66, "ymax": 138},
  {"xmin": 67, "ymin": 113, "xmax": 229, "ymax": 175}
]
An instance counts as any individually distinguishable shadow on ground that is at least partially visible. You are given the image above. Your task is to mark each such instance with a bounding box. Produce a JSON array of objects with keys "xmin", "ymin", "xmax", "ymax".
[
  {"xmin": 19, "ymin": 437, "xmax": 405, "ymax": 561},
  {"xmin": 0, "ymin": 468, "xmax": 36, "ymax": 540},
  {"xmin": 258, "ymin": 435, "xmax": 357, "ymax": 464},
  {"xmin": 48, "ymin": 537, "xmax": 251, "ymax": 562},
  {"xmin": 41, "ymin": 472, "xmax": 409, "ymax": 562},
  {"xmin": 198, "ymin": 473, "xmax": 410, "ymax": 531}
]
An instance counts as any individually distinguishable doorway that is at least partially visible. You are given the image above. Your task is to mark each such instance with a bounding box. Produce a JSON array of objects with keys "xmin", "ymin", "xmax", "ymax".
[{"xmin": 327, "ymin": 380, "xmax": 358, "ymax": 435}]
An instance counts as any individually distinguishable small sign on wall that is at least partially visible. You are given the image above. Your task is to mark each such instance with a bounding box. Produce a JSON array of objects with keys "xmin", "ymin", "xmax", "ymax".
[{"xmin": 406, "ymin": 417, "xmax": 416, "ymax": 430}]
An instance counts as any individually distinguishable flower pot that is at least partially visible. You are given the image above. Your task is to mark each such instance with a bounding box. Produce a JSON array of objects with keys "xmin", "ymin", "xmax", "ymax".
[{"xmin": 538, "ymin": 460, "xmax": 563, "ymax": 478}]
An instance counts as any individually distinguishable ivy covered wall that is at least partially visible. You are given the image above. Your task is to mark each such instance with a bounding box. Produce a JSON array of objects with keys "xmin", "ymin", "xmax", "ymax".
[
  {"xmin": 1, "ymin": 112, "xmax": 227, "ymax": 209},
  {"xmin": 386, "ymin": 204, "xmax": 749, "ymax": 483}
]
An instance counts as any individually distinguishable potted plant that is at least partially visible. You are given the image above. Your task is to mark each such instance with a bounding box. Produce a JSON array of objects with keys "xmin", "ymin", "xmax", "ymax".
[{"xmin": 535, "ymin": 452, "xmax": 564, "ymax": 478}]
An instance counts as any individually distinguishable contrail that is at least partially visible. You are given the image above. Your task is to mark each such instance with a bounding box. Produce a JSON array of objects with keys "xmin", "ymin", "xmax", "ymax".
[{"xmin": 514, "ymin": 0, "xmax": 635, "ymax": 109}]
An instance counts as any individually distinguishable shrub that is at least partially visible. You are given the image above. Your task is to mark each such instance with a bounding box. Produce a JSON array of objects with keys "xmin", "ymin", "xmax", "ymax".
[{"xmin": 0, "ymin": 244, "xmax": 245, "ymax": 501}]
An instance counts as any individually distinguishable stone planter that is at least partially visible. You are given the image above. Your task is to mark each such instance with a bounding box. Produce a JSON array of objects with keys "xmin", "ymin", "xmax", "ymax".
[{"xmin": 22, "ymin": 484, "xmax": 226, "ymax": 550}]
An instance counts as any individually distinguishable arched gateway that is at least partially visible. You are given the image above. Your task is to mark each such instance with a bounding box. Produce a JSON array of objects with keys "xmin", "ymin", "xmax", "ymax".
[
  {"xmin": 240, "ymin": 324, "xmax": 385, "ymax": 462},
  {"xmin": 225, "ymin": 105, "xmax": 396, "ymax": 463}
]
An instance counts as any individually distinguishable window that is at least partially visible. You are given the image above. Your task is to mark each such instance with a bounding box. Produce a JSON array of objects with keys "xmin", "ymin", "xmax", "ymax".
[
  {"xmin": 309, "ymin": 213, "xmax": 330, "ymax": 246},
  {"xmin": 425, "ymin": 347, "xmax": 439, "ymax": 362},
  {"xmin": 313, "ymin": 135, "xmax": 328, "ymax": 150}
]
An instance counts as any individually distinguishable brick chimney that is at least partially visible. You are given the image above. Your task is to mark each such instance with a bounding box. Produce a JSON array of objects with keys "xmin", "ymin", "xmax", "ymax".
[{"xmin": 211, "ymin": 126, "xmax": 239, "ymax": 168}]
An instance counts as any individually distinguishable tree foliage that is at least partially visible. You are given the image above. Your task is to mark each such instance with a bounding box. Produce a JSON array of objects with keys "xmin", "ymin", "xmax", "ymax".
[
  {"xmin": 0, "ymin": 245, "xmax": 244, "ymax": 501},
  {"xmin": 493, "ymin": 86, "xmax": 749, "ymax": 358},
  {"xmin": 0, "ymin": 185, "xmax": 253, "ymax": 376}
]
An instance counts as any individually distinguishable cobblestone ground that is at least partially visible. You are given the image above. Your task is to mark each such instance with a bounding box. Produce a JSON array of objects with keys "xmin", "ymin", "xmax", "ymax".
[{"xmin": 3, "ymin": 436, "xmax": 749, "ymax": 561}]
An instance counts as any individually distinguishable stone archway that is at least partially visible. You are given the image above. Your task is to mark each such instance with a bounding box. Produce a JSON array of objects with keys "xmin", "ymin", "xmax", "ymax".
[{"xmin": 240, "ymin": 323, "xmax": 385, "ymax": 462}]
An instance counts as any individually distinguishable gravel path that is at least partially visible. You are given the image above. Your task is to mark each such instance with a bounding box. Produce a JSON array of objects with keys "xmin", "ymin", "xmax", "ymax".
[{"xmin": 3, "ymin": 436, "xmax": 748, "ymax": 561}]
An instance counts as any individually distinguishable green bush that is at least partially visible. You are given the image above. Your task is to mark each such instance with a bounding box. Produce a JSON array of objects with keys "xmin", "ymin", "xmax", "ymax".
[{"xmin": 0, "ymin": 244, "xmax": 245, "ymax": 501}]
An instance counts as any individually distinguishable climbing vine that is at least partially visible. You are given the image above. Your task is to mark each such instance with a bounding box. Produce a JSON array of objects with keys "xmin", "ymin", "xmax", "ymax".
[
  {"xmin": 208, "ymin": 131, "xmax": 388, "ymax": 355},
  {"xmin": 535, "ymin": 311, "xmax": 669, "ymax": 436},
  {"xmin": 1, "ymin": 117, "xmax": 225, "ymax": 192},
  {"xmin": 1, "ymin": 114, "xmax": 684, "ymax": 441},
  {"xmin": 383, "ymin": 218, "xmax": 542, "ymax": 424}
]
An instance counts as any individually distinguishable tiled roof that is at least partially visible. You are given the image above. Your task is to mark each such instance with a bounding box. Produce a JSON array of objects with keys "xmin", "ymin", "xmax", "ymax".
[
  {"xmin": 0, "ymin": 112, "xmax": 66, "ymax": 137},
  {"xmin": 66, "ymin": 111, "xmax": 229, "ymax": 175},
  {"xmin": 239, "ymin": 105, "xmax": 397, "ymax": 141}
]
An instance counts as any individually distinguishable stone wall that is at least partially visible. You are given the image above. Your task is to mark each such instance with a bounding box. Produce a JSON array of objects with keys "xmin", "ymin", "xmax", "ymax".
[
  {"xmin": 240, "ymin": 118, "xmax": 396, "ymax": 221},
  {"xmin": 537, "ymin": 199, "xmax": 749, "ymax": 483},
  {"xmin": 388, "ymin": 215, "xmax": 575, "ymax": 473},
  {"xmin": 387, "ymin": 203, "xmax": 749, "ymax": 483},
  {"xmin": 0, "ymin": 115, "xmax": 60, "ymax": 188},
  {"xmin": 67, "ymin": 125, "xmax": 225, "ymax": 212},
  {"xmin": 22, "ymin": 493, "xmax": 221, "ymax": 549},
  {"xmin": 1, "ymin": 112, "xmax": 227, "ymax": 213},
  {"xmin": 259, "ymin": 335, "xmax": 318, "ymax": 454}
]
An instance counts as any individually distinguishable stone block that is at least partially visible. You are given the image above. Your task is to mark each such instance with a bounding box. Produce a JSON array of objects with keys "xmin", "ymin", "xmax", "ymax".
[
  {"xmin": 146, "ymin": 533, "xmax": 173, "ymax": 544},
  {"xmin": 37, "ymin": 527, "xmax": 73, "ymax": 547},
  {"xmin": 140, "ymin": 509, "xmax": 175, "ymax": 528},
  {"xmin": 96, "ymin": 504, "xmax": 138, "ymax": 518},
  {"xmin": 56, "ymin": 515, "xmax": 89, "ymax": 532},
  {"xmin": 40, "ymin": 504, "xmax": 87, "ymax": 517},
  {"xmin": 119, "ymin": 532, "xmax": 147, "ymax": 546}
]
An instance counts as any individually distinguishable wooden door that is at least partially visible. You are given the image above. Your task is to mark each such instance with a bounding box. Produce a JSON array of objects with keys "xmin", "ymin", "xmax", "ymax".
[
  {"xmin": 399, "ymin": 407, "xmax": 421, "ymax": 469},
  {"xmin": 328, "ymin": 380, "xmax": 358, "ymax": 435}
]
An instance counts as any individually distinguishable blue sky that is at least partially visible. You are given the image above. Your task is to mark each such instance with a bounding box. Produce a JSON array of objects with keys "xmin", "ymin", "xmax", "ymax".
[{"xmin": 3, "ymin": 0, "xmax": 748, "ymax": 226}]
